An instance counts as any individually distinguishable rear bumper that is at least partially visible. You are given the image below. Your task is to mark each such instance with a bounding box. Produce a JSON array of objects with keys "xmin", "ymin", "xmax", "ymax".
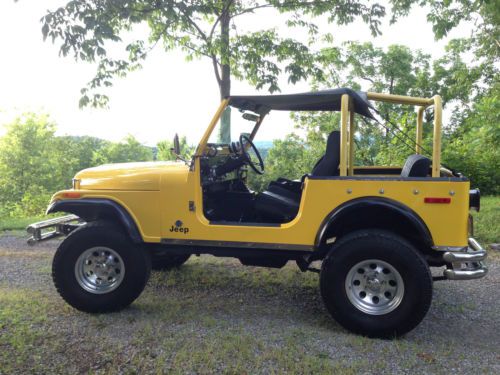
[{"xmin": 443, "ymin": 238, "xmax": 488, "ymax": 280}]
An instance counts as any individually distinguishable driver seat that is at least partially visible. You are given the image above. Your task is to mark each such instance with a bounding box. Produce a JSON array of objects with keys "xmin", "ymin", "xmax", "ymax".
[{"xmin": 254, "ymin": 131, "xmax": 341, "ymax": 222}]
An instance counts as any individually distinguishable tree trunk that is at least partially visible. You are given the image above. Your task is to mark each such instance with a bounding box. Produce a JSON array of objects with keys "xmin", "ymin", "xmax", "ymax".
[{"xmin": 218, "ymin": 8, "xmax": 231, "ymax": 143}]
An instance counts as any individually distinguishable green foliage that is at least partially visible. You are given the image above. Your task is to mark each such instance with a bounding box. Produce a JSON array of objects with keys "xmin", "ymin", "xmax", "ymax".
[
  {"xmin": 254, "ymin": 39, "xmax": 498, "ymax": 194},
  {"xmin": 0, "ymin": 114, "xmax": 154, "ymax": 218},
  {"xmin": 296, "ymin": 42, "xmax": 438, "ymax": 168},
  {"xmin": 442, "ymin": 85, "xmax": 500, "ymax": 194},
  {"xmin": 426, "ymin": 0, "xmax": 499, "ymax": 65},
  {"xmin": 247, "ymin": 134, "xmax": 312, "ymax": 191},
  {"xmin": 92, "ymin": 135, "xmax": 153, "ymax": 165},
  {"xmin": 0, "ymin": 114, "xmax": 57, "ymax": 217}
]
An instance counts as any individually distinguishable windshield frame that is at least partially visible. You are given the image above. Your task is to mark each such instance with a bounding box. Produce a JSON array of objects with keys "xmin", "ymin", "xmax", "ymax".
[{"xmin": 195, "ymin": 100, "xmax": 265, "ymax": 156}]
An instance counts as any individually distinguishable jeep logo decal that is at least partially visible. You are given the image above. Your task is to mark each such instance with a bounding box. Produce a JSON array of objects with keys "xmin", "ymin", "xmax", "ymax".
[{"xmin": 169, "ymin": 220, "xmax": 189, "ymax": 234}]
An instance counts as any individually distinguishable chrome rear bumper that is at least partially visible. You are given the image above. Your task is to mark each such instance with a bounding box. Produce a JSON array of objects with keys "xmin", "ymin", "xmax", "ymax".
[{"xmin": 443, "ymin": 238, "xmax": 488, "ymax": 280}]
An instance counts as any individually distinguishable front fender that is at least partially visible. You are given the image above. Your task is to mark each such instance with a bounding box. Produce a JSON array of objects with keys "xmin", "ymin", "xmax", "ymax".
[{"xmin": 47, "ymin": 198, "xmax": 143, "ymax": 244}]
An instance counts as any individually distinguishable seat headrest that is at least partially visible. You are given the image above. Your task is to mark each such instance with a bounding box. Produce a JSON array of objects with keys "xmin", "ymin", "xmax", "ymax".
[{"xmin": 311, "ymin": 131, "xmax": 340, "ymax": 177}]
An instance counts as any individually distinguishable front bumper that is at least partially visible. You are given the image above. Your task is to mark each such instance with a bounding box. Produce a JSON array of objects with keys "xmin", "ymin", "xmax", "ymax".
[
  {"xmin": 26, "ymin": 214, "xmax": 83, "ymax": 245},
  {"xmin": 443, "ymin": 238, "xmax": 488, "ymax": 280}
]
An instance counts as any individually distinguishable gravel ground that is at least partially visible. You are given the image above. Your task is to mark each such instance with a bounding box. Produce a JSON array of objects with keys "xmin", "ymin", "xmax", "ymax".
[{"xmin": 0, "ymin": 233, "xmax": 499, "ymax": 374}]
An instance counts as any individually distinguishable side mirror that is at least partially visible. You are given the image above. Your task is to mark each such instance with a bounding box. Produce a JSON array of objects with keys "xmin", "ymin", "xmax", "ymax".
[
  {"xmin": 172, "ymin": 133, "xmax": 181, "ymax": 156},
  {"xmin": 170, "ymin": 133, "xmax": 188, "ymax": 164}
]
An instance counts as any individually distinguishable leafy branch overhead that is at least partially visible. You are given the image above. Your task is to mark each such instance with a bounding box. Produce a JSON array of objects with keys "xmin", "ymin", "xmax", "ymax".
[{"xmin": 40, "ymin": 0, "xmax": 415, "ymax": 107}]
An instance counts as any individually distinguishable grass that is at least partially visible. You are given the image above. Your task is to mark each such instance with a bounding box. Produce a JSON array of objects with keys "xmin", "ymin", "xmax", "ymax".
[
  {"xmin": 0, "ymin": 215, "xmax": 46, "ymax": 232},
  {"xmin": 0, "ymin": 244, "xmax": 498, "ymax": 373},
  {"xmin": 0, "ymin": 263, "xmax": 364, "ymax": 374},
  {"xmin": 471, "ymin": 196, "xmax": 499, "ymax": 244}
]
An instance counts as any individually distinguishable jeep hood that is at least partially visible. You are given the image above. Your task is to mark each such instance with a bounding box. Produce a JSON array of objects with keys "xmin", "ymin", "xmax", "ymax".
[{"xmin": 74, "ymin": 161, "xmax": 188, "ymax": 191}]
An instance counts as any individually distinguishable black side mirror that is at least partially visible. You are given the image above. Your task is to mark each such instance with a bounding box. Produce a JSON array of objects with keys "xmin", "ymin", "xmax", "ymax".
[{"xmin": 172, "ymin": 133, "xmax": 181, "ymax": 156}]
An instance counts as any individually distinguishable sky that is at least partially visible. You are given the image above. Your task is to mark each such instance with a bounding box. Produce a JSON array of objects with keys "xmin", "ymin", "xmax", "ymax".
[{"xmin": 0, "ymin": 1, "xmax": 471, "ymax": 146}]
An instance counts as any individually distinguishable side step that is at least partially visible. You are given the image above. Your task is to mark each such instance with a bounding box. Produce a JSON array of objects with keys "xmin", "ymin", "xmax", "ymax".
[{"xmin": 26, "ymin": 215, "xmax": 83, "ymax": 245}]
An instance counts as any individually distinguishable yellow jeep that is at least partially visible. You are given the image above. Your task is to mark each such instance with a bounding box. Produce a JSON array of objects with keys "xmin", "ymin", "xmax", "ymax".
[{"xmin": 28, "ymin": 88, "xmax": 487, "ymax": 337}]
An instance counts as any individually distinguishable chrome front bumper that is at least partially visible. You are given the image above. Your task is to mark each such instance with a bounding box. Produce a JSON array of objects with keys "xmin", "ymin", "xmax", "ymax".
[
  {"xmin": 26, "ymin": 214, "xmax": 83, "ymax": 245},
  {"xmin": 443, "ymin": 238, "xmax": 488, "ymax": 280}
]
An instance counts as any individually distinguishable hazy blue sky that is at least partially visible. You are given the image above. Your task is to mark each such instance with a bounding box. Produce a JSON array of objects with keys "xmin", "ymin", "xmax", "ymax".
[{"xmin": 0, "ymin": 1, "xmax": 471, "ymax": 145}]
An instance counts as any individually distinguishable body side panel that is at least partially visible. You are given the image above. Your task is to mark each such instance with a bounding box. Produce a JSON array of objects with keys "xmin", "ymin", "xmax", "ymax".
[
  {"xmin": 159, "ymin": 159, "xmax": 470, "ymax": 248},
  {"xmin": 52, "ymin": 163, "xmax": 470, "ymax": 248}
]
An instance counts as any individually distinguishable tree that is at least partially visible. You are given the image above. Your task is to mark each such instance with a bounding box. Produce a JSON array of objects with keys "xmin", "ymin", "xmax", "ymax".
[
  {"xmin": 442, "ymin": 84, "xmax": 500, "ymax": 194},
  {"xmin": 92, "ymin": 135, "xmax": 154, "ymax": 164},
  {"xmin": 246, "ymin": 133, "xmax": 310, "ymax": 191},
  {"xmin": 0, "ymin": 114, "xmax": 59, "ymax": 216},
  {"xmin": 293, "ymin": 42, "xmax": 439, "ymax": 166},
  {"xmin": 425, "ymin": 0, "xmax": 499, "ymax": 66},
  {"xmin": 40, "ymin": 0, "xmax": 417, "ymax": 142},
  {"xmin": 0, "ymin": 116, "xmax": 156, "ymax": 217}
]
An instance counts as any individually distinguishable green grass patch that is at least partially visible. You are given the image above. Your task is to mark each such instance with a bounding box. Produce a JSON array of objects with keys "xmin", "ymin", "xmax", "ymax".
[
  {"xmin": 471, "ymin": 196, "xmax": 499, "ymax": 244},
  {"xmin": 0, "ymin": 288, "xmax": 50, "ymax": 372},
  {"xmin": 0, "ymin": 215, "xmax": 47, "ymax": 231}
]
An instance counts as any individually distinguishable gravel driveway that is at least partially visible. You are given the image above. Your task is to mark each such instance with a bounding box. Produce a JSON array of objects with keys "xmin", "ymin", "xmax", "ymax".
[{"xmin": 0, "ymin": 233, "xmax": 499, "ymax": 374}]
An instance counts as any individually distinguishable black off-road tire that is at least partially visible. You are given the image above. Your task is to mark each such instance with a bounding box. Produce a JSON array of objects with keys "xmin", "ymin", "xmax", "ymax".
[
  {"xmin": 320, "ymin": 229, "xmax": 433, "ymax": 338},
  {"xmin": 52, "ymin": 221, "xmax": 151, "ymax": 313},
  {"xmin": 151, "ymin": 254, "xmax": 191, "ymax": 271}
]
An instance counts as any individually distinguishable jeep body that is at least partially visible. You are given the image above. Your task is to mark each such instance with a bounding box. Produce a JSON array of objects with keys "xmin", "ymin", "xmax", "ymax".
[{"xmin": 28, "ymin": 88, "xmax": 487, "ymax": 337}]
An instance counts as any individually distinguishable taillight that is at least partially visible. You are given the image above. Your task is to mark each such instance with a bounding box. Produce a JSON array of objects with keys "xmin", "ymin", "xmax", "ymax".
[
  {"xmin": 424, "ymin": 197, "xmax": 451, "ymax": 204},
  {"xmin": 469, "ymin": 188, "xmax": 480, "ymax": 211}
]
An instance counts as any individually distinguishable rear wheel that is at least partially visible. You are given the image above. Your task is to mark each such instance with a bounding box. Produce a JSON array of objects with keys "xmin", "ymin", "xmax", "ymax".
[
  {"xmin": 320, "ymin": 230, "xmax": 432, "ymax": 338},
  {"xmin": 52, "ymin": 221, "xmax": 151, "ymax": 313}
]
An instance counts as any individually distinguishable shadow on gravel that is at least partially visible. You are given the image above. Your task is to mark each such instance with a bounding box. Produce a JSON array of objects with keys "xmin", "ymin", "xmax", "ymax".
[{"xmin": 139, "ymin": 257, "xmax": 342, "ymax": 332}]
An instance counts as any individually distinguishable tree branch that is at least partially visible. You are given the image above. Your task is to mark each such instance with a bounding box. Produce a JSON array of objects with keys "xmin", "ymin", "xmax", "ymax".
[
  {"xmin": 209, "ymin": 0, "xmax": 235, "ymax": 40},
  {"xmin": 212, "ymin": 54, "xmax": 222, "ymax": 85},
  {"xmin": 177, "ymin": 5, "xmax": 209, "ymax": 42},
  {"xmin": 231, "ymin": 3, "xmax": 273, "ymax": 18},
  {"xmin": 362, "ymin": 76, "xmax": 375, "ymax": 84}
]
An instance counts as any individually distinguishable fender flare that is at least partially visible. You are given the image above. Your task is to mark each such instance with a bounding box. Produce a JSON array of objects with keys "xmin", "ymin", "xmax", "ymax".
[
  {"xmin": 47, "ymin": 198, "xmax": 143, "ymax": 244},
  {"xmin": 315, "ymin": 197, "xmax": 433, "ymax": 249}
]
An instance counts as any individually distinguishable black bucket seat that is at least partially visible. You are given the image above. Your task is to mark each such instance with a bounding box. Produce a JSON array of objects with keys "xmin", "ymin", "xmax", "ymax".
[{"xmin": 254, "ymin": 131, "xmax": 341, "ymax": 222}]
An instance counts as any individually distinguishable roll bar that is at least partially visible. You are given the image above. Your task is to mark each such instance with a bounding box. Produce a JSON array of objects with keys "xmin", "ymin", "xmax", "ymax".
[{"xmin": 197, "ymin": 92, "xmax": 444, "ymax": 178}]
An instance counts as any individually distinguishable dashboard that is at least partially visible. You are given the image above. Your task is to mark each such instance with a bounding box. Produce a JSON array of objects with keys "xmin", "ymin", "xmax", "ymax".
[{"xmin": 200, "ymin": 142, "xmax": 247, "ymax": 185}]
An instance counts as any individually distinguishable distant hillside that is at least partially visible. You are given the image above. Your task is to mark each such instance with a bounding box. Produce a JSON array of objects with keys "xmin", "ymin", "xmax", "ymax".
[{"xmin": 254, "ymin": 140, "xmax": 273, "ymax": 149}]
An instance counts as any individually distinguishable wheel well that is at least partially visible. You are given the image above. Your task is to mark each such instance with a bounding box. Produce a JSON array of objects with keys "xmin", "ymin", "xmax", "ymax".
[
  {"xmin": 314, "ymin": 198, "xmax": 433, "ymax": 259},
  {"xmin": 47, "ymin": 198, "xmax": 142, "ymax": 243}
]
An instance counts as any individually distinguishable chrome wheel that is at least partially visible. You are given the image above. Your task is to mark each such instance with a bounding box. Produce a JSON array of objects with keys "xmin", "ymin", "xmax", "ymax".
[
  {"xmin": 345, "ymin": 259, "xmax": 404, "ymax": 315},
  {"xmin": 74, "ymin": 247, "xmax": 125, "ymax": 294}
]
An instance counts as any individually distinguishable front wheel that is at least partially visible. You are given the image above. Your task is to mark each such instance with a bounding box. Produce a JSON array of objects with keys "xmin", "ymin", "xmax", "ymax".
[
  {"xmin": 52, "ymin": 221, "xmax": 151, "ymax": 313},
  {"xmin": 320, "ymin": 230, "xmax": 432, "ymax": 338}
]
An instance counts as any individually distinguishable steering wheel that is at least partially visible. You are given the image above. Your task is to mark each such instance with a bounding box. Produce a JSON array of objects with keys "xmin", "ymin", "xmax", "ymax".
[{"xmin": 239, "ymin": 134, "xmax": 265, "ymax": 175}]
